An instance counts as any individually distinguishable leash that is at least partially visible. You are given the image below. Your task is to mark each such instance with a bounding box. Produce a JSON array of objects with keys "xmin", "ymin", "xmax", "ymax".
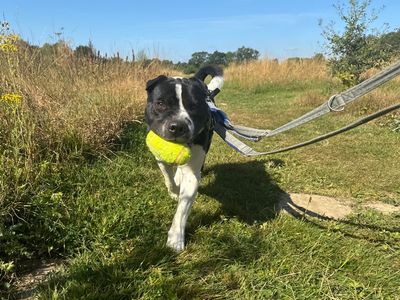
[{"xmin": 208, "ymin": 60, "xmax": 400, "ymax": 156}]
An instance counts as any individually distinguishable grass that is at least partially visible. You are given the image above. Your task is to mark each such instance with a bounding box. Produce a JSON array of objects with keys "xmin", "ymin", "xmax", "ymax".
[
  {"xmin": 1, "ymin": 39, "xmax": 399, "ymax": 299},
  {"xmin": 33, "ymin": 139, "xmax": 400, "ymax": 299},
  {"xmin": 35, "ymin": 77, "xmax": 400, "ymax": 298},
  {"xmin": 27, "ymin": 128, "xmax": 399, "ymax": 299}
]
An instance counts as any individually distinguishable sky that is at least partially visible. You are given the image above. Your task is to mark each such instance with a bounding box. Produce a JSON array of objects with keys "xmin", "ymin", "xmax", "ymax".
[{"xmin": 2, "ymin": 0, "xmax": 400, "ymax": 62}]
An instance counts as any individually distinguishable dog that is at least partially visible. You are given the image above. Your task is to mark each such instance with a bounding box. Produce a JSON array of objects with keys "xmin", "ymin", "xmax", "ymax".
[{"xmin": 144, "ymin": 65, "xmax": 224, "ymax": 252}]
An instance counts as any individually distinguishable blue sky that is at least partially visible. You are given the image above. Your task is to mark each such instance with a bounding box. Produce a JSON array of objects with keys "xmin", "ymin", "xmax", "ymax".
[{"xmin": 2, "ymin": 0, "xmax": 400, "ymax": 62}]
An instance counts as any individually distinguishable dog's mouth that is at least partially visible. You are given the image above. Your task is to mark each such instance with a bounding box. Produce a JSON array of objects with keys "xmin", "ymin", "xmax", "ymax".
[
  {"xmin": 162, "ymin": 133, "xmax": 192, "ymax": 144},
  {"xmin": 152, "ymin": 125, "xmax": 192, "ymax": 145},
  {"xmin": 152, "ymin": 118, "xmax": 194, "ymax": 144},
  {"xmin": 157, "ymin": 134, "xmax": 192, "ymax": 145},
  {"xmin": 170, "ymin": 136, "xmax": 190, "ymax": 144}
]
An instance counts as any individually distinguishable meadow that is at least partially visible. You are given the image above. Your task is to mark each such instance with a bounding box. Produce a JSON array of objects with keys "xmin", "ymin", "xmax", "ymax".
[{"xmin": 1, "ymin": 38, "xmax": 399, "ymax": 299}]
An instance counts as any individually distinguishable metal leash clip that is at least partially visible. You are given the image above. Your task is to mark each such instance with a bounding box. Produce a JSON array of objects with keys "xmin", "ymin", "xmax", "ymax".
[{"xmin": 327, "ymin": 94, "xmax": 346, "ymax": 112}]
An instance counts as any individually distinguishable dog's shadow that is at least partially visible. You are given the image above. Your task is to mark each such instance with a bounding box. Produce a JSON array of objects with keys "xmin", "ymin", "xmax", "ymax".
[
  {"xmin": 193, "ymin": 159, "xmax": 283, "ymax": 227},
  {"xmin": 192, "ymin": 159, "xmax": 400, "ymax": 246}
]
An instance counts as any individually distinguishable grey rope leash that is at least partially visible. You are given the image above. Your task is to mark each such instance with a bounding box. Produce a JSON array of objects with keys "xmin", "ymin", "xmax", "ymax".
[
  {"xmin": 214, "ymin": 103, "xmax": 400, "ymax": 156},
  {"xmin": 221, "ymin": 60, "xmax": 400, "ymax": 140},
  {"xmin": 208, "ymin": 60, "xmax": 400, "ymax": 156}
]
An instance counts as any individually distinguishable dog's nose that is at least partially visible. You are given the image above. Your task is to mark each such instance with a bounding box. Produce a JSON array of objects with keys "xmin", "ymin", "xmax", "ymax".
[{"xmin": 168, "ymin": 122, "xmax": 186, "ymax": 136}]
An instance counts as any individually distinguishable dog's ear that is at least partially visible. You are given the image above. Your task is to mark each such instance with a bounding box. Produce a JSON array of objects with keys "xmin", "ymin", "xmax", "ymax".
[{"xmin": 146, "ymin": 75, "xmax": 168, "ymax": 92}]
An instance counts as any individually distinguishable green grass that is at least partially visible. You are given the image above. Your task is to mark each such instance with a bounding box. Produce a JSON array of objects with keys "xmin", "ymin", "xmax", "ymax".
[
  {"xmin": 219, "ymin": 80, "xmax": 400, "ymax": 201},
  {"xmin": 35, "ymin": 141, "xmax": 400, "ymax": 299},
  {"xmin": 6, "ymin": 80, "xmax": 400, "ymax": 299}
]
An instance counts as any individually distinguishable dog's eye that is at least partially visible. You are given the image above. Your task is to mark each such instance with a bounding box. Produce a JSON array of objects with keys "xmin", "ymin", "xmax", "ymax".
[{"xmin": 155, "ymin": 101, "xmax": 166, "ymax": 111}]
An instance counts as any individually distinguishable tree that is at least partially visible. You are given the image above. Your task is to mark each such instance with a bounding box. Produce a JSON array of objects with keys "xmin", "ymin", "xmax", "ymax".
[
  {"xmin": 75, "ymin": 40, "xmax": 96, "ymax": 59},
  {"xmin": 207, "ymin": 51, "xmax": 228, "ymax": 66},
  {"xmin": 235, "ymin": 46, "xmax": 260, "ymax": 63},
  {"xmin": 319, "ymin": 0, "xmax": 392, "ymax": 86},
  {"xmin": 75, "ymin": 45, "xmax": 95, "ymax": 59},
  {"xmin": 380, "ymin": 29, "xmax": 400, "ymax": 58},
  {"xmin": 312, "ymin": 53, "xmax": 326, "ymax": 62},
  {"xmin": 184, "ymin": 46, "xmax": 261, "ymax": 71},
  {"xmin": 188, "ymin": 51, "xmax": 209, "ymax": 67},
  {"xmin": 225, "ymin": 51, "xmax": 237, "ymax": 64},
  {"xmin": 40, "ymin": 41, "xmax": 72, "ymax": 58}
]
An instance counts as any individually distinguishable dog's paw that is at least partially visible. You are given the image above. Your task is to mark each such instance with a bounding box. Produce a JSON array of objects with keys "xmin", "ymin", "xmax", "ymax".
[
  {"xmin": 168, "ymin": 190, "xmax": 179, "ymax": 200},
  {"xmin": 166, "ymin": 239, "xmax": 185, "ymax": 252},
  {"xmin": 167, "ymin": 231, "xmax": 185, "ymax": 252},
  {"xmin": 166, "ymin": 184, "xmax": 179, "ymax": 200}
]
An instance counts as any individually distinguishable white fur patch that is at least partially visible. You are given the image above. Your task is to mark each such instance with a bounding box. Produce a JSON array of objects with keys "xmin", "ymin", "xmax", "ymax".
[
  {"xmin": 157, "ymin": 161, "xmax": 179, "ymax": 199},
  {"xmin": 207, "ymin": 76, "xmax": 224, "ymax": 91},
  {"xmin": 175, "ymin": 83, "xmax": 194, "ymax": 135},
  {"xmin": 167, "ymin": 145, "xmax": 206, "ymax": 251}
]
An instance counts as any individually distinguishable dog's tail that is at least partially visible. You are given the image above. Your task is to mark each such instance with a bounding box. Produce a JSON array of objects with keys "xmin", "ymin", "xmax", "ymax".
[{"xmin": 194, "ymin": 65, "xmax": 224, "ymax": 92}]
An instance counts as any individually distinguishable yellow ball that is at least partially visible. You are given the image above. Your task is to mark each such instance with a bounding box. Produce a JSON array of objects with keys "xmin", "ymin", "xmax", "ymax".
[{"xmin": 146, "ymin": 130, "xmax": 191, "ymax": 165}]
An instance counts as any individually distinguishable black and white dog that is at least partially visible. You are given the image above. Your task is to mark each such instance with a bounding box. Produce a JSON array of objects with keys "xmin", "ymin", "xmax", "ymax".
[{"xmin": 144, "ymin": 65, "xmax": 224, "ymax": 252}]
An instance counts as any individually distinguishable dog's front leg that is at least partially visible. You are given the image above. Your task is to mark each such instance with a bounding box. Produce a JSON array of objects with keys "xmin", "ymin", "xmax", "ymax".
[
  {"xmin": 157, "ymin": 161, "xmax": 179, "ymax": 199},
  {"xmin": 167, "ymin": 145, "xmax": 205, "ymax": 252}
]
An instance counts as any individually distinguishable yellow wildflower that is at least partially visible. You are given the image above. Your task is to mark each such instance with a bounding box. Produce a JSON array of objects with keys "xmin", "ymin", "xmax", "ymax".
[
  {"xmin": 0, "ymin": 33, "xmax": 19, "ymax": 53},
  {"xmin": 1, "ymin": 93, "xmax": 22, "ymax": 106}
]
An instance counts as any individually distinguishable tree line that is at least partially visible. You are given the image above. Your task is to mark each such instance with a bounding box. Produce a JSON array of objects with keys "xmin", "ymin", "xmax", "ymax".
[
  {"xmin": 74, "ymin": 44, "xmax": 261, "ymax": 73},
  {"xmin": 14, "ymin": 20, "xmax": 400, "ymax": 81},
  {"xmin": 17, "ymin": 38, "xmax": 261, "ymax": 74},
  {"xmin": 175, "ymin": 46, "xmax": 260, "ymax": 73}
]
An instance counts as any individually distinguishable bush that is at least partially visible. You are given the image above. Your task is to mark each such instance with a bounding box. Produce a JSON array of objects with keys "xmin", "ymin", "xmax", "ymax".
[{"xmin": 319, "ymin": 0, "xmax": 393, "ymax": 86}]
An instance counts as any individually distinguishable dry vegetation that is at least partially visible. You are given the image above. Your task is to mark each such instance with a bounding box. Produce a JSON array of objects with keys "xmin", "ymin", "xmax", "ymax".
[
  {"xmin": 0, "ymin": 42, "xmax": 175, "ymax": 155},
  {"xmin": 225, "ymin": 58, "xmax": 400, "ymax": 117},
  {"xmin": 225, "ymin": 58, "xmax": 331, "ymax": 87}
]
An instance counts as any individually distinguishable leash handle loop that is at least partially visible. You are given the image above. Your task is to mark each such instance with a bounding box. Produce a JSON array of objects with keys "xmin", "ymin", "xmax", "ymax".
[{"xmin": 327, "ymin": 95, "xmax": 345, "ymax": 112}]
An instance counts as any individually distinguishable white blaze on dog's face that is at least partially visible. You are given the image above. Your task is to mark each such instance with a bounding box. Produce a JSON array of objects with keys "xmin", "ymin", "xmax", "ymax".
[
  {"xmin": 174, "ymin": 82, "xmax": 194, "ymax": 137},
  {"xmin": 145, "ymin": 76, "xmax": 211, "ymax": 144}
]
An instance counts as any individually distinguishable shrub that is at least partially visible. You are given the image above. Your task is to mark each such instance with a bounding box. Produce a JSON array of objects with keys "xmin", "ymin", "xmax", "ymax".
[{"xmin": 319, "ymin": 0, "xmax": 393, "ymax": 86}]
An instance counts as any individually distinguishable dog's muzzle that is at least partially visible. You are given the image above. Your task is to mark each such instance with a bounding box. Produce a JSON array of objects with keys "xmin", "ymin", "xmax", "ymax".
[
  {"xmin": 167, "ymin": 120, "xmax": 188, "ymax": 137},
  {"xmin": 159, "ymin": 118, "xmax": 193, "ymax": 143}
]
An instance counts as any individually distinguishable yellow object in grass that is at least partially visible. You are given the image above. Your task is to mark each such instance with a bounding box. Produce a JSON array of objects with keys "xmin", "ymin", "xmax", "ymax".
[{"xmin": 146, "ymin": 130, "xmax": 191, "ymax": 165}]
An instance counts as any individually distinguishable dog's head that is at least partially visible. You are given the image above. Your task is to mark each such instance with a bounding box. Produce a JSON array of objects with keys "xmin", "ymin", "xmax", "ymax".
[{"xmin": 144, "ymin": 76, "xmax": 211, "ymax": 144}]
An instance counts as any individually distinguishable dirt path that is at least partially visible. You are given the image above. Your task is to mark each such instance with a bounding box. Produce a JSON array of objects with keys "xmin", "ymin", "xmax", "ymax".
[
  {"xmin": 278, "ymin": 193, "xmax": 400, "ymax": 219},
  {"xmin": 14, "ymin": 259, "xmax": 64, "ymax": 300}
]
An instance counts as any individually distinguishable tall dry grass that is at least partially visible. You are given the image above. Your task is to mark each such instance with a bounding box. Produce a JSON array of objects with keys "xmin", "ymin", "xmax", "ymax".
[
  {"xmin": 1, "ymin": 42, "xmax": 174, "ymax": 155},
  {"xmin": 225, "ymin": 58, "xmax": 400, "ymax": 115},
  {"xmin": 225, "ymin": 58, "xmax": 331, "ymax": 88},
  {"xmin": 0, "ymin": 36, "xmax": 173, "ymax": 276}
]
